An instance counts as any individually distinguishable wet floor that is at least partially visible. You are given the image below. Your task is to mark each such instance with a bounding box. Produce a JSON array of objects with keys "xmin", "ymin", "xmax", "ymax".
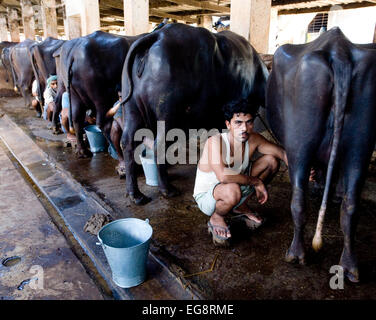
[
  {"xmin": 2, "ymin": 96, "xmax": 376, "ymax": 299},
  {"xmin": 0, "ymin": 138, "xmax": 105, "ymax": 300}
]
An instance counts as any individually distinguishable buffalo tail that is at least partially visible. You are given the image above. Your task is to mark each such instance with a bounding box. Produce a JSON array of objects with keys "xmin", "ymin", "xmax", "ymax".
[
  {"xmin": 312, "ymin": 54, "xmax": 352, "ymax": 252},
  {"xmin": 120, "ymin": 31, "xmax": 159, "ymax": 106}
]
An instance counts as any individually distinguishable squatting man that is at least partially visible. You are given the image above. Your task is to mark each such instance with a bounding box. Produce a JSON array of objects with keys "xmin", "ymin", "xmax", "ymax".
[{"xmin": 193, "ymin": 99, "xmax": 289, "ymax": 246}]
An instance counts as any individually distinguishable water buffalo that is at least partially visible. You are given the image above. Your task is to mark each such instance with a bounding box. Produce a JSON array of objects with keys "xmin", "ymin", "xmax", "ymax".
[
  {"xmin": 52, "ymin": 37, "xmax": 81, "ymax": 135},
  {"xmin": 0, "ymin": 41, "xmax": 18, "ymax": 87},
  {"xmin": 266, "ymin": 27, "xmax": 376, "ymax": 282},
  {"xmin": 52, "ymin": 31, "xmax": 143, "ymax": 158},
  {"xmin": 9, "ymin": 39, "xmax": 36, "ymax": 108},
  {"xmin": 29, "ymin": 37, "xmax": 65, "ymax": 106},
  {"xmin": 120, "ymin": 23, "xmax": 269, "ymax": 205}
]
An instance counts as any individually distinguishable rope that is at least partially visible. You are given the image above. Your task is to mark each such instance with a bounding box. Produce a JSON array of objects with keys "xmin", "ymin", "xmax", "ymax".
[{"xmin": 255, "ymin": 111, "xmax": 280, "ymax": 145}]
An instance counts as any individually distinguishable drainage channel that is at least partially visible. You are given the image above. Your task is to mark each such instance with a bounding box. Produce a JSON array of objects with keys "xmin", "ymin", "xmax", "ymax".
[{"xmin": 0, "ymin": 139, "xmax": 114, "ymax": 299}]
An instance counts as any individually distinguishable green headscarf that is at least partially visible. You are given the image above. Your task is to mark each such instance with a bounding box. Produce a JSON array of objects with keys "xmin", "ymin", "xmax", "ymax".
[{"xmin": 47, "ymin": 75, "xmax": 57, "ymax": 87}]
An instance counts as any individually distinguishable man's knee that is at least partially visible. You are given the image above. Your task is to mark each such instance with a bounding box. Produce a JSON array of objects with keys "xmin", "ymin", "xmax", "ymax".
[
  {"xmin": 264, "ymin": 155, "xmax": 280, "ymax": 172},
  {"xmin": 222, "ymin": 183, "xmax": 242, "ymax": 207}
]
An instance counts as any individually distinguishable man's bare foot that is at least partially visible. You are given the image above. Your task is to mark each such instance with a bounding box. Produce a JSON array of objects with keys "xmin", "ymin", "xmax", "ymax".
[
  {"xmin": 209, "ymin": 212, "xmax": 231, "ymax": 239},
  {"xmin": 232, "ymin": 202, "xmax": 263, "ymax": 224}
]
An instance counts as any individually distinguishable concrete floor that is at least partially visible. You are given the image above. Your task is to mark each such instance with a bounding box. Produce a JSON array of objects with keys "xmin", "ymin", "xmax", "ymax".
[
  {"xmin": 1, "ymin": 96, "xmax": 376, "ymax": 300},
  {"xmin": 0, "ymin": 141, "xmax": 105, "ymax": 300}
]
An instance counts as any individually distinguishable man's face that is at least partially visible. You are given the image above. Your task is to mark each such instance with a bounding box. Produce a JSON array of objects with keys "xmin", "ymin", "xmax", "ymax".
[
  {"xmin": 50, "ymin": 80, "xmax": 57, "ymax": 89},
  {"xmin": 226, "ymin": 113, "xmax": 254, "ymax": 143}
]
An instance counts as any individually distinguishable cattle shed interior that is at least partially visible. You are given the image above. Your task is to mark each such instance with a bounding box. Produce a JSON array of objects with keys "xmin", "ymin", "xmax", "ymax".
[
  {"xmin": 0, "ymin": 0, "xmax": 375, "ymax": 55},
  {"xmin": 2, "ymin": 0, "xmax": 376, "ymax": 302}
]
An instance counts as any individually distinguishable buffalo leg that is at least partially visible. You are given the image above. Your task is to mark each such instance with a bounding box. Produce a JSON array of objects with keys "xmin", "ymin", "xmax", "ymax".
[
  {"xmin": 285, "ymin": 166, "xmax": 309, "ymax": 265},
  {"xmin": 20, "ymin": 86, "xmax": 32, "ymax": 109},
  {"xmin": 71, "ymin": 98, "xmax": 92, "ymax": 158},
  {"xmin": 338, "ymin": 163, "xmax": 365, "ymax": 283},
  {"xmin": 52, "ymin": 87, "xmax": 64, "ymax": 134},
  {"xmin": 121, "ymin": 105, "xmax": 150, "ymax": 205},
  {"xmin": 154, "ymin": 121, "xmax": 180, "ymax": 198},
  {"xmin": 339, "ymin": 192, "xmax": 359, "ymax": 283}
]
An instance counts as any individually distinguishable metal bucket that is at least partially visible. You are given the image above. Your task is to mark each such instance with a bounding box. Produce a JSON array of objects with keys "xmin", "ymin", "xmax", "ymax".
[
  {"xmin": 139, "ymin": 148, "xmax": 159, "ymax": 186},
  {"xmin": 97, "ymin": 218, "xmax": 152, "ymax": 288},
  {"xmin": 84, "ymin": 125, "xmax": 107, "ymax": 153}
]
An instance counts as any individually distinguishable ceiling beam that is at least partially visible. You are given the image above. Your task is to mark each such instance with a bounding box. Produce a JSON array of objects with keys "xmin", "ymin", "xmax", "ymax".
[
  {"xmin": 100, "ymin": 0, "xmax": 122, "ymax": 10},
  {"xmin": 165, "ymin": 0, "xmax": 230, "ymax": 14},
  {"xmin": 273, "ymin": 0, "xmax": 325, "ymax": 5},
  {"xmin": 100, "ymin": 1, "xmax": 197, "ymax": 23},
  {"xmin": 150, "ymin": 8, "xmax": 197, "ymax": 23}
]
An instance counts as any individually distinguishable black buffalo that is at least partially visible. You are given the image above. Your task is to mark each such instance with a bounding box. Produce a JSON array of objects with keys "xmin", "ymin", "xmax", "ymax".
[
  {"xmin": 29, "ymin": 37, "xmax": 65, "ymax": 106},
  {"xmin": 9, "ymin": 39, "xmax": 36, "ymax": 108},
  {"xmin": 266, "ymin": 27, "xmax": 376, "ymax": 282},
  {"xmin": 52, "ymin": 31, "xmax": 143, "ymax": 157},
  {"xmin": 121, "ymin": 23, "xmax": 269, "ymax": 205},
  {"xmin": 0, "ymin": 41, "xmax": 18, "ymax": 87}
]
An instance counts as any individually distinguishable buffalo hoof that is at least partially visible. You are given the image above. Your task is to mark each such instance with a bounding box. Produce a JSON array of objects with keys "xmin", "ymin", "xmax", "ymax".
[
  {"xmin": 76, "ymin": 148, "xmax": 93, "ymax": 159},
  {"xmin": 129, "ymin": 193, "xmax": 151, "ymax": 206},
  {"xmin": 160, "ymin": 185, "xmax": 180, "ymax": 198},
  {"xmin": 340, "ymin": 252, "xmax": 359, "ymax": 283},
  {"xmin": 340, "ymin": 260, "xmax": 360, "ymax": 283},
  {"xmin": 344, "ymin": 268, "xmax": 360, "ymax": 283},
  {"xmin": 285, "ymin": 249, "xmax": 306, "ymax": 265},
  {"xmin": 343, "ymin": 269, "xmax": 359, "ymax": 283}
]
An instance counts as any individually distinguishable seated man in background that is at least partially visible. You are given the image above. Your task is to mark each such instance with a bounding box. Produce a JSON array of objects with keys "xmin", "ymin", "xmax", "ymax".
[
  {"xmin": 60, "ymin": 91, "xmax": 77, "ymax": 144},
  {"xmin": 43, "ymin": 75, "xmax": 58, "ymax": 128},
  {"xmin": 60, "ymin": 91, "xmax": 96, "ymax": 145},
  {"xmin": 31, "ymin": 79, "xmax": 42, "ymax": 118},
  {"xmin": 193, "ymin": 99, "xmax": 288, "ymax": 246}
]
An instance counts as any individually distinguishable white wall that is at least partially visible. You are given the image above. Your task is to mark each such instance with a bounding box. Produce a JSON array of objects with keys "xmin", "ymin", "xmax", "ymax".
[
  {"xmin": 269, "ymin": 12, "xmax": 315, "ymax": 53},
  {"xmin": 269, "ymin": 6, "xmax": 376, "ymax": 53},
  {"xmin": 327, "ymin": 7, "xmax": 376, "ymax": 43}
]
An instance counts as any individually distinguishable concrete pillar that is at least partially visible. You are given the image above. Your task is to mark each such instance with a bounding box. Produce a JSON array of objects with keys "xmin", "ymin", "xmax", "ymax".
[
  {"xmin": 80, "ymin": 0, "xmax": 100, "ymax": 36},
  {"xmin": 41, "ymin": 0, "xmax": 58, "ymax": 38},
  {"xmin": 124, "ymin": 0, "xmax": 149, "ymax": 36},
  {"xmin": 198, "ymin": 15, "xmax": 212, "ymax": 31},
  {"xmin": 21, "ymin": 0, "xmax": 36, "ymax": 40},
  {"xmin": 7, "ymin": 8, "xmax": 20, "ymax": 42},
  {"xmin": 230, "ymin": 0, "xmax": 272, "ymax": 53},
  {"xmin": 268, "ymin": 8, "xmax": 278, "ymax": 54},
  {"xmin": 0, "ymin": 14, "xmax": 8, "ymax": 41},
  {"xmin": 65, "ymin": 0, "xmax": 100, "ymax": 38}
]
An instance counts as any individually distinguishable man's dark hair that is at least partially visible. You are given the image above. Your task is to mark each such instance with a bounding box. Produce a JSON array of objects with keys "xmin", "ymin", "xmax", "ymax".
[{"xmin": 222, "ymin": 98, "xmax": 258, "ymax": 122}]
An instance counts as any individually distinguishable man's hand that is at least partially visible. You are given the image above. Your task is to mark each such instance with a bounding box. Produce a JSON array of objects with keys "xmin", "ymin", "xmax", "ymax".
[
  {"xmin": 255, "ymin": 182, "xmax": 268, "ymax": 205},
  {"xmin": 250, "ymin": 177, "xmax": 268, "ymax": 205}
]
